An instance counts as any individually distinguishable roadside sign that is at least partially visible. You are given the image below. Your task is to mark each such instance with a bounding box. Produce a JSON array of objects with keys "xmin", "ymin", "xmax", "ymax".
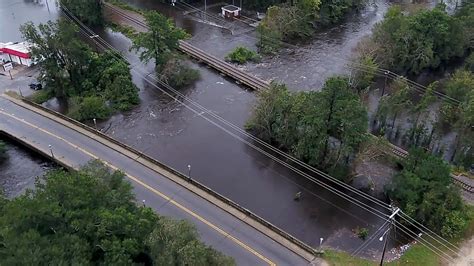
[{"xmin": 3, "ymin": 62, "xmax": 13, "ymax": 71}]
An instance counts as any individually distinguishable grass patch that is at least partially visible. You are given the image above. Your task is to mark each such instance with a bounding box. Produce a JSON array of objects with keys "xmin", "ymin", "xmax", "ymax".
[
  {"xmin": 323, "ymin": 207, "xmax": 474, "ymax": 265},
  {"xmin": 386, "ymin": 243, "xmax": 440, "ymax": 266},
  {"xmin": 323, "ymin": 250, "xmax": 376, "ymax": 266},
  {"xmin": 106, "ymin": 21, "xmax": 137, "ymax": 39},
  {"xmin": 105, "ymin": 0, "xmax": 143, "ymax": 14},
  {"xmin": 28, "ymin": 89, "xmax": 53, "ymax": 104}
]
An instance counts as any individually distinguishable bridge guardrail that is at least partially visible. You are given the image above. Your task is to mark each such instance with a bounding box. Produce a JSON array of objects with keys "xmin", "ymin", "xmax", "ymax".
[{"xmin": 16, "ymin": 96, "xmax": 321, "ymax": 260}]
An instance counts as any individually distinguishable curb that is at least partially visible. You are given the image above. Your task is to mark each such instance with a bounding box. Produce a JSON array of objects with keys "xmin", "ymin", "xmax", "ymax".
[{"xmin": 2, "ymin": 94, "xmax": 322, "ymax": 262}]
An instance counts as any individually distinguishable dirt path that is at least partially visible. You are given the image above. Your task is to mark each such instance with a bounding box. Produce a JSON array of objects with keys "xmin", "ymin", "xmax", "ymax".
[{"xmin": 451, "ymin": 236, "xmax": 474, "ymax": 266}]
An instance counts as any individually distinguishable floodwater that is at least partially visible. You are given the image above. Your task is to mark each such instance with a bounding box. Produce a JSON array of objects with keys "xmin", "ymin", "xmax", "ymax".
[
  {"xmin": 0, "ymin": 0, "xmax": 446, "ymax": 258},
  {"xmin": 100, "ymin": 0, "xmax": 402, "ymax": 256},
  {"xmin": 0, "ymin": 0, "xmax": 58, "ymax": 43},
  {"xmin": 0, "ymin": 138, "xmax": 54, "ymax": 198}
]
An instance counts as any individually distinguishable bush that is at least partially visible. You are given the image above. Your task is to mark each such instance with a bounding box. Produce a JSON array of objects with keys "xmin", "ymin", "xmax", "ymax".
[
  {"xmin": 356, "ymin": 227, "xmax": 369, "ymax": 240},
  {"xmin": 225, "ymin": 46, "xmax": 261, "ymax": 64},
  {"xmin": 68, "ymin": 96, "xmax": 111, "ymax": 122},
  {"xmin": 160, "ymin": 58, "xmax": 200, "ymax": 88},
  {"xmin": 29, "ymin": 89, "xmax": 53, "ymax": 104}
]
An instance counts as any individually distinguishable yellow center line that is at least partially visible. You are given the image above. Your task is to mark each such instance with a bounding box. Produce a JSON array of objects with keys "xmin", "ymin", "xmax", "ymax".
[{"xmin": 0, "ymin": 110, "xmax": 276, "ymax": 266}]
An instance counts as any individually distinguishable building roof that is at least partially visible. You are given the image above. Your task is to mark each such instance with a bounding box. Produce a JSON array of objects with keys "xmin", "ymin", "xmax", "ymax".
[
  {"xmin": 0, "ymin": 42, "xmax": 31, "ymax": 59},
  {"xmin": 222, "ymin": 5, "xmax": 241, "ymax": 12}
]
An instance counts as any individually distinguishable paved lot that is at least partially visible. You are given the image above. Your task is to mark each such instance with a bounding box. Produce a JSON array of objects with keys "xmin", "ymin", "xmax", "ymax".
[{"xmin": 0, "ymin": 64, "xmax": 39, "ymax": 97}]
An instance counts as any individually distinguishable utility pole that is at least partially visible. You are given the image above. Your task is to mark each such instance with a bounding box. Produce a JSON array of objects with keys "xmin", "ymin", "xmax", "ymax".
[{"xmin": 380, "ymin": 208, "xmax": 400, "ymax": 266}]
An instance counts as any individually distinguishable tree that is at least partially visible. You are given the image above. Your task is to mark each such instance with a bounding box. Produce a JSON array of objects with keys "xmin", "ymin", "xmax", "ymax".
[
  {"xmin": 376, "ymin": 77, "xmax": 412, "ymax": 131},
  {"xmin": 21, "ymin": 20, "xmax": 139, "ymax": 121},
  {"xmin": 21, "ymin": 20, "xmax": 91, "ymax": 99},
  {"xmin": 131, "ymin": 11, "xmax": 189, "ymax": 70},
  {"xmin": 0, "ymin": 162, "xmax": 234, "ymax": 265},
  {"xmin": 439, "ymin": 70, "xmax": 474, "ymax": 125},
  {"xmin": 372, "ymin": 5, "xmax": 466, "ymax": 74},
  {"xmin": 386, "ymin": 149, "xmax": 469, "ymax": 238},
  {"xmin": 247, "ymin": 77, "xmax": 368, "ymax": 179},
  {"xmin": 61, "ymin": 0, "xmax": 103, "ymax": 26},
  {"xmin": 318, "ymin": 77, "xmax": 368, "ymax": 163}
]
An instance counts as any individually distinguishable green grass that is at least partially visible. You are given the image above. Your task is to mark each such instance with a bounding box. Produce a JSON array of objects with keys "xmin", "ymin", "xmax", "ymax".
[
  {"xmin": 105, "ymin": 0, "xmax": 143, "ymax": 14},
  {"xmin": 28, "ymin": 89, "xmax": 53, "ymax": 104},
  {"xmin": 323, "ymin": 207, "xmax": 474, "ymax": 265},
  {"xmin": 106, "ymin": 21, "xmax": 137, "ymax": 39},
  {"xmin": 323, "ymin": 250, "xmax": 376, "ymax": 266}
]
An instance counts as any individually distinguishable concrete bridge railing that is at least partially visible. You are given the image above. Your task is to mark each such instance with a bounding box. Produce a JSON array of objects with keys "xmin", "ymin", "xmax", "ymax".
[{"xmin": 3, "ymin": 94, "xmax": 323, "ymax": 263}]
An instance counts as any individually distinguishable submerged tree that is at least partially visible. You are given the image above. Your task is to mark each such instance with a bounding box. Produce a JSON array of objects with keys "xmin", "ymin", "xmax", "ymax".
[
  {"xmin": 131, "ymin": 11, "xmax": 199, "ymax": 88},
  {"xmin": 61, "ymin": 0, "xmax": 103, "ymax": 26},
  {"xmin": 386, "ymin": 149, "xmax": 469, "ymax": 238},
  {"xmin": 247, "ymin": 76, "xmax": 368, "ymax": 179},
  {"xmin": 372, "ymin": 5, "xmax": 466, "ymax": 74},
  {"xmin": 0, "ymin": 162, "xmax": 234, "ymax": 265},
  {"xmin": 21, "ymin": 20, "xmax": 139, "ymax": 121},
  {"xmin": 131, "ymin": 11, "xmax": 188, "ymax": 70}
]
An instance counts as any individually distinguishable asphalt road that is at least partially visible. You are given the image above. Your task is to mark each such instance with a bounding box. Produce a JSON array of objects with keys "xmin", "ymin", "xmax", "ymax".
[{"xmin": 0, "ymin": 96, "xmax": 313, "ymax": 266}]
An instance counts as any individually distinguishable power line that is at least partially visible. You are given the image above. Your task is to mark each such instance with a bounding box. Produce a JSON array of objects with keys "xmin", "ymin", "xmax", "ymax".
[
  {"xmin": 398, "ymin": 211, "xmax": 462, "ymax": 255},
  {"xmin": 59, "ymin": 3, "xmax": 392, "ymax": 221},
  {"xmin": 173, "ymin": 1, "xmax": 461, "ymax": 106},
  {"xmin": 351, "ymin": 219, "xmax": 390, "ymax": 256},
  {"xmin": 393, "ymin": 220, "xmax": 456, "ymax": 263},
  {"xmin": 104, "ymin": 3, "xmax": 393, "ymax": 212},
  {"xmin": 59, "ymin": 5, "xmax": 462, "ymax": 262}
]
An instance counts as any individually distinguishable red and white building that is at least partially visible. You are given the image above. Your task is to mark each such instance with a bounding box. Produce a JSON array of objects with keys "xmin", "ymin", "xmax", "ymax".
[{"xmin": 0, "ymin": 42, "xmax": 33, "ymax": 67}]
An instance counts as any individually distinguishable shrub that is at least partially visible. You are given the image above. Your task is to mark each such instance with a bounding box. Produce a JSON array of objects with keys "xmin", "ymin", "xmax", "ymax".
[
  {"xmin": 225, "ymin": 46, "xmax": 261, "ymax": 64},
  {"xmin": 68, "ymin": 96, "xmax": 111, "ymax": 121},
  {"xmin": 160, "ymin": 58, "xmax": 200, "ymax": 88},
  {"xmin": 29, "ymin": 89, "xmax": 53, "ymax": 104},
  {"xmin": 356, "ymin": 227, "xmax": 369, "ymax": 240}
]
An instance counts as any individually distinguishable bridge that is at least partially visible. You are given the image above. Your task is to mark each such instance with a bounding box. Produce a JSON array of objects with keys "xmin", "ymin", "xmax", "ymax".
[
  {"xmin": 104, "ymin": 2, "xmax": 270, "ymax": 91},
  {"xmin": 0, "ymin": 93, "xmax": 323, "ymax": 265}
]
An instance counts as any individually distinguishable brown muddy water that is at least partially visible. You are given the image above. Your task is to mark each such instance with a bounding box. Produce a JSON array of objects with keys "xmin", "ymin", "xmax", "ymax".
[{"xmin": 0, "ymin": 0, "xmax": 449, "ymax": 259}]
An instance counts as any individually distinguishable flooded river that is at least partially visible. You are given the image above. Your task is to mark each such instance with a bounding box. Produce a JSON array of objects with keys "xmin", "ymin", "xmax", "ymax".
[
  {"xmin": 1, "ymin": 0, "xmax": 444, "ymax": 258},
  {"xmin": 0, "ymin": 138, "xmax": 54, "ymax": 198}
]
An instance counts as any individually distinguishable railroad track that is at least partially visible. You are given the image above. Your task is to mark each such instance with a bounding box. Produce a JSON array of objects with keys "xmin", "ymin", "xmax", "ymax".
[
  {"xmin": 105, "ymin": 3, "xmax": 270, "ymax": 91},
  {"xmin": 383, "ymin": 140, "xmax": 474, "ymax": 193},
  {"xmin": 105, "ymin": 3, "xmax": 473, "ymax": 194}
]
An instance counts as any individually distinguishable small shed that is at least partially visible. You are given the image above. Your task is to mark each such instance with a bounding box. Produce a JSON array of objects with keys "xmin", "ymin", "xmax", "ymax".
[{"xmin": 221, "ymin": 5, "xmax": 241, "ymax": 18}]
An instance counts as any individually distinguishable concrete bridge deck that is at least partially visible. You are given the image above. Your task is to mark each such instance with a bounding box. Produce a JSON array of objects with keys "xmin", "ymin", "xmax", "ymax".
[{"xmin": 0, "ymin": 93, "xmax": 323, "ymax": 266}]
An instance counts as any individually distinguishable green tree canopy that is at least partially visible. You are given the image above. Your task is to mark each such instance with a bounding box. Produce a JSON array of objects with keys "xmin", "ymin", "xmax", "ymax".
[
  {"xmin": 21, "ymin": 20, "xmax": 139, "ymax": 121},
  {"xmin": 61, "ymin": 0, "xmax": 103, "ymax": 26},
  {"xmin": 247, "ymin": 76, "xmax": 368, "ymax": 179},
  {"xmin": 131, "ymin": 11, "xmax": 189, "ymax": 70},
  {"xmin": 372, "ymin": 5, "xmax": 466, "ymax": 74},
  {"xmin": 0, "ymin": 162, "xmax": 234, "ymax": 265},
  {"xmin": 386, "ymin": 149, "xmax": 469, "ymax": 238}
]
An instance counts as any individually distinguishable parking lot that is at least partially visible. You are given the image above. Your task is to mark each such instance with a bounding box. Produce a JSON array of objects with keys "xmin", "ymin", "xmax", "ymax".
[{"xmin": 0, "ymin": 63, "xmax": 40, "ymax": 97}]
